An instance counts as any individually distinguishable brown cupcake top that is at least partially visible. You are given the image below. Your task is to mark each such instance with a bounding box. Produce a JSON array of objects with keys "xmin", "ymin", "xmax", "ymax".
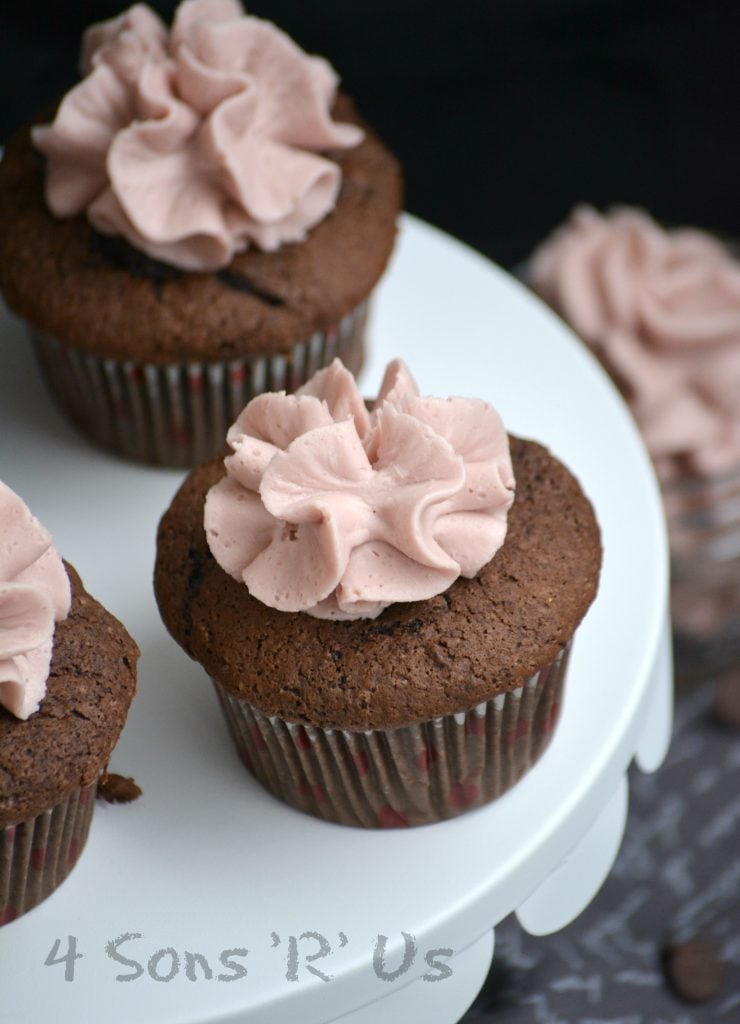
[
  {"xmin": 0, "ymin": 564, "xmax": 139, "ymax": 827},
  {"xmin": 155, "ymin": 437, "xmax": 602, "ymax": 730},
  {"xmin": 0, "ymin": 95, "xmax": 402, "ymax": 365}
]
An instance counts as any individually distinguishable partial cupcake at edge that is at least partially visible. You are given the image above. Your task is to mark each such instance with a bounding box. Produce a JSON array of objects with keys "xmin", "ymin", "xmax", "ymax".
[
  {"xmin": 155, "ymin": 357, "xmax": 602, "ymax": 828},
  {"xmin": 527, "ymin": 205, "xmax": 740, "ymax": 672},
  {"xmin": 0, "ymin": 0, "xmax": 403, "ymax": 468},
  {"xmin": 0, "ymin": 482, "xmax": 138, "ymax": 926}
]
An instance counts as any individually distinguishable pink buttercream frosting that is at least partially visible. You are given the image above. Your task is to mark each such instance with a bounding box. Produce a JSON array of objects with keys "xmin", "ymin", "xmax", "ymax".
[
  {"xmin": 530, "ymin": 205, "xmax": 740, "ymax": 480},
  {"xmin": 31, "ymin": 0, "xmax": 364, "ymax": 271},
  {"xmin": 205, "ymin": 359, "xmax": 516, "ymax": 620},
  {"xmin": 0, "ymin": 483, "xmax": 71, "ymax": 720}
]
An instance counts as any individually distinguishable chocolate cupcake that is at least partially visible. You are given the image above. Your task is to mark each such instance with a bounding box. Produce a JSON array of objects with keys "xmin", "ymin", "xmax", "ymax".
[
  {"xmin": 529, "ymin": 205, "xmax": 740, "ymax": 674},
  {"xmin": 0, "ymin": 482, "xmax": 138, "ymax": 925},
  {"xmin": 0, "ymin": 0, "xmax": 402, "ymax": 467},
  {"xmin": 154, "ymin": 359, "xmax": 601, "ymax": 827}
]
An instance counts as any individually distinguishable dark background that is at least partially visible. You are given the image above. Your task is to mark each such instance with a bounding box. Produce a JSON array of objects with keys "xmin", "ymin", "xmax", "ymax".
[{"xmin": 3, "ymin": 1, "xmax": 740, "ymax": 267}]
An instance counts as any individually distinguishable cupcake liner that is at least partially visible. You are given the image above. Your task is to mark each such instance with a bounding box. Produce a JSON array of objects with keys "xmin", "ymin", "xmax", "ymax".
[
  {"xmin": 665, "ymin": 462, "xmax": 740, "ymax": 561},
  {"xmin": 0, "ymin": 781, "xmax": 97, "ymax": 926},
  {"xmin": 29, "ymin": 300, "xmax": 369, "ymax": 468},
  {"xmin": 213, "ymin": 644, "xmax": 571, "ymax": 828},
  {"xmin": 664, "ymin": 463, "xmax": 740, "ymax": 676}
]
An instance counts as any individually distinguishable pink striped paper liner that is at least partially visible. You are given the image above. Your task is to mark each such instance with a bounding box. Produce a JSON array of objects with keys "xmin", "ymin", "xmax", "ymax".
[
  {"xmin": 0, "ymin": 781, "xmax": 97, "ymax": 926},
  {"xmin": 29, "ymin": 301, "xmax": 368, "ymax": 468},
  {"xmin": 212, "ymin": 644, "xmax": 571, "ymax": 828}
]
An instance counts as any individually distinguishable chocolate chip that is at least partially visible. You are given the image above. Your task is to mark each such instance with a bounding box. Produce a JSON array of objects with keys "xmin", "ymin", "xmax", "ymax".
[
  {"xmin": 714, "ymin": 667, "xmax": 740, "ymax": 730},
  {"xmin": 663, "ymin": 939, "xmax": 724, "ymax": 1003},
  {"xmin": 97, "ymin": 772, "xmax": 143, "ymax": 804}
]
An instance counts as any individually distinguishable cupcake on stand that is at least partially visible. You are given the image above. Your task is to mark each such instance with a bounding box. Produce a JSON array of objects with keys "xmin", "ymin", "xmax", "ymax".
[
  {"xmin": 529, "ymin": 205, "xmax": 740, "ymax": 678},
  {"xmin": 0, "ymin": 0, "xmax": 402, "ymax": 466}
]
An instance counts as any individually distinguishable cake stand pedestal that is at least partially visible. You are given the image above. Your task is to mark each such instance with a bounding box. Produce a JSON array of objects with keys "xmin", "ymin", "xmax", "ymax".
[{"xmin": 0, "ymin": 216, "xmax": 671, "ymax": 1024}]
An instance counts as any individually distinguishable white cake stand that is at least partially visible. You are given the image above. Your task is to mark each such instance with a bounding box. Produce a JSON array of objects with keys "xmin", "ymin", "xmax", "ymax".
[{"xmin": 0, "ymin": 216, "xmax": 671, "ymax": 1024}]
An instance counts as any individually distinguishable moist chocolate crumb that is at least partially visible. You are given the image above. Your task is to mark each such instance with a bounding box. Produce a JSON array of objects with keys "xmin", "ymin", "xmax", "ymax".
[
  {"xmin": 663, "ymin": 939, "xmax": 725, "ymax": 1003},
  {"xmin": 186, "ymin": 546, "xmax": 207, "ymax": 604},
  {"xmin": 97, "ymin": 772, "xmax": 143, "ymax": 804}
]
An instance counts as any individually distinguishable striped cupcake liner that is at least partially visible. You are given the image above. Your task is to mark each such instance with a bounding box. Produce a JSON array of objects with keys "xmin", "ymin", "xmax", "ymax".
[
  {"xmin": 0, "ymin": 781, "xmax": 97, "ymax": 926},
  {"xmin": 29, "ymin": 301, "xmax": 368, "ymax": 468},
  {"xmin": 213, "ymin": 644, "xmax": 570, "ymax": 828},
  {"xmin": 663, "ymin": 462, "xmax": 740, "ymax": 674}
]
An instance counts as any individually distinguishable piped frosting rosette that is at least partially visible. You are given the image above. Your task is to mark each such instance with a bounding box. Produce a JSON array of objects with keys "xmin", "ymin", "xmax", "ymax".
[
  {"xmin": 530, "ymin": 205, "xmax": 740, "ymax": 481},
  {"xmin": 205, "ymin": 358, "xmax": 516, "ymax": 619},
  {"xmin": 0, "ymin": 483, "xmax": 71, "ymax": 720},
  {"xmin": 31, "ymin": 0, "xmax": 364, "ymax": 271}
]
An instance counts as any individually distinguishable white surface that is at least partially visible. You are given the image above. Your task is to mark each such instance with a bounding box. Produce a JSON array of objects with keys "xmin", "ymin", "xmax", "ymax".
[
  {"xmin": 517, "ymin": 610, "xmax": 675, "ymax": 937},
  {"xmin": 635, "ymin": 614, "xmax": 674, "ymax": 773},
  {"xmin": 515, "ymin": 612, "xmax": 673, "ymax": 938},
  {"xmin": 0, "ymin": 216, "xmax": 670, "ymax": 1024},
  {"xmin": 516, "ymin": 775, "xmax": 629, "ymax": 936}
]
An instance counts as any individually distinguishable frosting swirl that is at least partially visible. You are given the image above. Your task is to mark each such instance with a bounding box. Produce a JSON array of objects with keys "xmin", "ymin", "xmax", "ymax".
[
  {"xmin": 205, "ymin": 359, "xmax": 515, "ymax": 619},
  {"xmin": 530, "ymin": 205, "xmax": 740, "ymax": 480},
  {"xmin": 31, "ymin": 0, "xmax": 364, "ymax": 271},
  {"xmin": 0, "ymin": 483, "xmax": 71, "ymax": 720}
]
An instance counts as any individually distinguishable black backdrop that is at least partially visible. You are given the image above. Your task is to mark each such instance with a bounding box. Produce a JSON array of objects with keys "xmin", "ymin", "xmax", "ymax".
[{"xmin": 3, "ymin": 1, "xmax": 740, "ymax": 266}]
